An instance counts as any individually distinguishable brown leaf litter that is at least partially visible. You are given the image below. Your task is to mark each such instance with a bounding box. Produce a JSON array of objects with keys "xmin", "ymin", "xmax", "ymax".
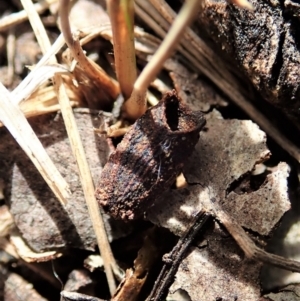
[
  {"xmin": 148, "ymin": 110, "xmax": 291, "ymax": 300},
  {"xmin": 0, "ymin": 110, "xmax": 131, "ymax": 254}
]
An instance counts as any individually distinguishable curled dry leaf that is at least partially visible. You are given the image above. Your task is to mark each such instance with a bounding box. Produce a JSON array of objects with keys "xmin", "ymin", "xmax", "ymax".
[
  {"xmin": 9, "ymin": 231, "xmax": 61, "ymax": 263},
  {"xmin": 148, "ymin": 111, "xmax": 291, "ymax": 300},
  {"xmin": 112, "ymin": 228, "xmax": 164, "ymax": 301},
  {"xmin": 0, "ymin": 111, "xmax": 130, "ymax": 252}
]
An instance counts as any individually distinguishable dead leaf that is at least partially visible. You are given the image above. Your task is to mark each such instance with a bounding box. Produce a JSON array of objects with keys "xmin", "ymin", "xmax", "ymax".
[
  {"xmin": 64, "ymin": 269, "xmax": 93, "ymax": 293},
  {"xmin": 263, "ymin": 284, "xmax": 300, "ymax": 301},
  {"xmin": 4, "ymin": 272, "xmax": 48, "ymax": 301},
  {"xmin": 169, "ymin": 227, "xmax": 261, "ymax": 301},
  {"xmin": 0, "ymin": 111, "xmax": 130, "ymax": 252},
  {"xmin": 148, "ymin": 111, "xmax": 291, "ymax": 300}
]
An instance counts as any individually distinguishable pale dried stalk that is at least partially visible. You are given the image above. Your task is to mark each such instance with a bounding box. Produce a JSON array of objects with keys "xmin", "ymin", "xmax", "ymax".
[
  {"xmin": 129, "ymin": 0, "xmax": 201, "ymax": 119},
  {"xmin": 18, "ymin": 0, "xmax": 119, "ymax": 294},
  {"xmin": 6, "ymin": 29, "xmax": 16, "ymax": 86},
  {"xmin": 107, "ymin": 0, "xmax": 137, "ymax": 99},
  {"xmin": 12, "ymin": 34, "xmax": 66, "ymax": 105},
  {"xmin": 18, "ymin": 85, "xmax": 79, "ymax": 120},
  {"xmin": 107, "ymin": 0, "xmax": 143, "ymax": 120},
  {"xmin": 0, "ymin": 0, "xmax": 58, "ymax": 32},
  {"xmin": 59, "ymin": 0, "xmax": 120, "ymax": 294},
  {"xmin": 10, "ymin": 233, "xmax": 61, "ymax": 263},
  {"xmin": 54, "ymin": 76, "xmax": 117, "ymax": 295},
  {"xmin": 20, "ymin": 0, "xmax": 53, "ymax": 55},
  {"xmin": 14, "ymin": 64, "xmax": 69, "ymax": 105}
]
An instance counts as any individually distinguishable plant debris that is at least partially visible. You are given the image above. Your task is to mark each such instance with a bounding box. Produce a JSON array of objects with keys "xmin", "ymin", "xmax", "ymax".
[
  {"xmin": 0, "ymin": 0, "xmax": 299, "ymax": 300},
  {"xmin": 148, "ymin": 110, "xmax": 292, "ymax": 300}
]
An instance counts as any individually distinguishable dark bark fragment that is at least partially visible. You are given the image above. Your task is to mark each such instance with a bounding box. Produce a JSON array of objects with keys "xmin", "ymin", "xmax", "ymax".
[
  {"xmin": 197, "ymin": 0, "xmax": 300, "ymax": 131},
  {"xmin": 95, "ymin": 90, "xmax": 206, "ymax": 220}
]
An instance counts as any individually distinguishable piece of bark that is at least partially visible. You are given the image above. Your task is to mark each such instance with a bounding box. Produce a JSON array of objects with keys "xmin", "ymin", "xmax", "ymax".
[{"xmin": 197, "ymin": 0, "xmax": 300, "ymax": 131}]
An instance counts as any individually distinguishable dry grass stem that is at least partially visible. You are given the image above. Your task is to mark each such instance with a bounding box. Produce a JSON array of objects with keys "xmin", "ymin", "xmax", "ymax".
[
  {"xmin": 12, "ymin": 34, "xmax": 66, "ymax": 104},
  {"xmin": 0, "ymin": 0, "xmax": 58, "ymax": 32},
  {"xmin": 129, "ymin": 0, "xmax": 201, "ymax": 120},
  {"xmin": 19, "ymin": 0, "xmax": 119, "ymax": 294},
  {"xmin": 135, "ymin": 0, "xmax": 169, "ymax": 37},
  {"xmin": 20, "ymin": 85, "xmax": 79, "ymax": 118},
  {"xmin": 20, "ymin": 0, "xmax": 53, "ymax": 55},
  {"xmin": 107, "ymin": 0, "xmax": 137, "ymax": 99},
  {"xmin": 0, "ymin": 84, "xmax": 79, "ymax": 127},
  {"xmin": 13, "ymin": 64, "xmax": 69, "ymax": 104},
  {"xmin": 6, "ymin": 29, "xmax": 16, "ymax": 86},
  {"xmin": 54, "ymin": 76, "xmax": 117, "ymax": 294}
]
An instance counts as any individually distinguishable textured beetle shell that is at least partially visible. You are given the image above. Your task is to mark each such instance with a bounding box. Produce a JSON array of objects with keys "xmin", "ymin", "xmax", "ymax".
[{"xmin": 95, "ymin": 90, "xmax": 206, "ymax": 220}]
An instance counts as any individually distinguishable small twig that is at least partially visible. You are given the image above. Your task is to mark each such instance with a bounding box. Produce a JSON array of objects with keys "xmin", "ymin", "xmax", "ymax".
[
  {"xmin": 147, "ymin": 210, "xmax": 210, "ymax": 301},
  {"xmin": 215, "ymin": 204, "xmax": 300, "ymax": 273},
  {"xmin": 61, "ymin": 291, "xmax": 105, "ymax": 301}
]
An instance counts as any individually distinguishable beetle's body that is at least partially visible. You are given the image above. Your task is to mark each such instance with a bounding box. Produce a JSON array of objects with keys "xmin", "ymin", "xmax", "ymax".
[{"xmin": 95, "ymin": 90, "xmax": 206, "ymax": 220}]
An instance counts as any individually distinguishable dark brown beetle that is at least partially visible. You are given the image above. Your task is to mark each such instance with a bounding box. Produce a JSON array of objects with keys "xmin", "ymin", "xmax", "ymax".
[{"xmin": 95, "ymin": 90, "xmax": 206, "ymax": 220}]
